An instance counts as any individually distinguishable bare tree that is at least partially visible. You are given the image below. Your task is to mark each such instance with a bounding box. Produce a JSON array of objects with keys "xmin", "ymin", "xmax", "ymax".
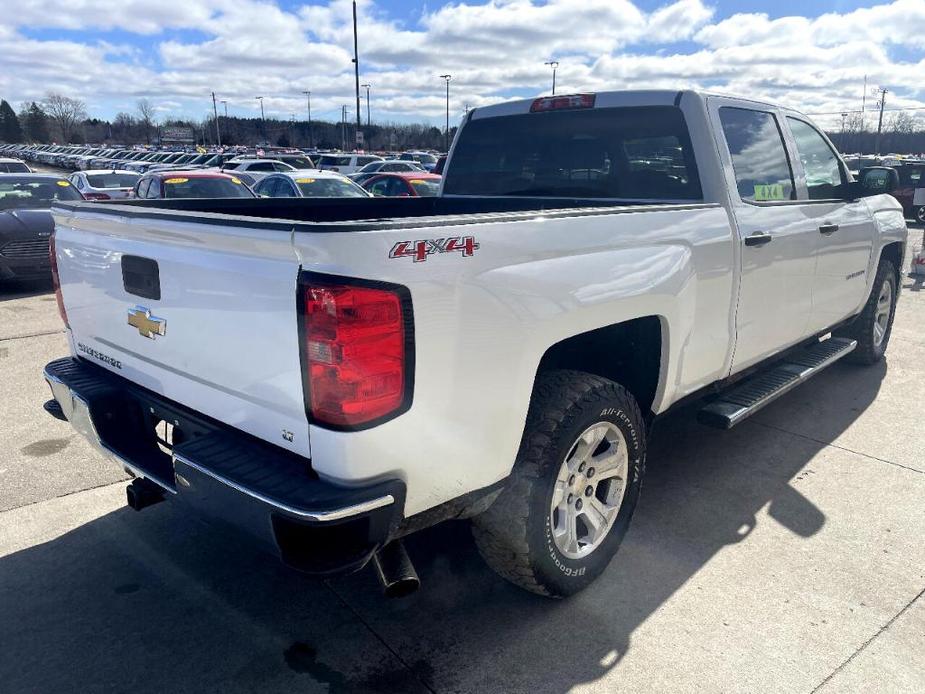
[
  {"xmin": 136, "ymin": 98, "xmax": 157, "ymax": 144},
  {"xmin": 43, "ymin": 93, "xmax": 87, "ymax": 143},
  {"xmin": 886, "ymin": 111, "xmax": 916, "ymax": 134}
]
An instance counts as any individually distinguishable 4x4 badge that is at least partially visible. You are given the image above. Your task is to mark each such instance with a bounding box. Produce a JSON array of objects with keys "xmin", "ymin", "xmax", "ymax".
[
  {"xmin": 389, "ymin": 236, "xmax": 479, "ymax": 262},
  {"xmin": 127, "ymin": 306, "xmax": 167, "ymax": 339}
]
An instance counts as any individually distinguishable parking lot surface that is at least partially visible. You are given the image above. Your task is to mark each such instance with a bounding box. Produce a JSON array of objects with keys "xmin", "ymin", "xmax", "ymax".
[{"xmin": 1, "ymin": 241, "xmax": 924, "ymax": 693}]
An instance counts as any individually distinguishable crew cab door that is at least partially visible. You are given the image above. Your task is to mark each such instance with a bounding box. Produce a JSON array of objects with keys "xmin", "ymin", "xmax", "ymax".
[
  {"xmin": 709, "ymin": 98, "xmax": 817, "ymax": 372},
  {"xmin": 782, "ymin": 115, "xmax": 875, "ymax": 331}
]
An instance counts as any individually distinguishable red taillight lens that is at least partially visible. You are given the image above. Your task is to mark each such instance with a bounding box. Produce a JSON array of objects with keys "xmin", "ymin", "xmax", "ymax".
[
  {"xmin": 82, "ymin": 192, "xmax": 111, "ymax": 201},
  {"xmin": 48, "ymin": 233, "xmax": 69, "ymax": 328},
  {"xmin": 530, "ymin": 93, "xmax": 596, "ymax": 113},
  {"xmin": 302, "ymin": 281, "xmax": 409, "ymax": 427}
]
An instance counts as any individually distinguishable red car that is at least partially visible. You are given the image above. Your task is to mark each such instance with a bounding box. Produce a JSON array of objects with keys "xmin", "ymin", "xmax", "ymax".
[
  {"xmin": 361, "ymin": 172, "xmax": 442, "ymax": 197},
  {"xmin": 133, "ymin": 170, "xmax": 256, "ymax": 200},
  {"xmin": 893, "ymin": 163, "xmax": 925, "ymax": 223}
]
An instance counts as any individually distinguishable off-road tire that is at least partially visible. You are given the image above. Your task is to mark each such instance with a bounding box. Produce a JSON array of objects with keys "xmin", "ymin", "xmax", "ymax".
[
  {"xmin": 471, "ymin": 370, "xmax": 646, "ymax": 597},
  {"xmin": 836, "ymin": 259, "xmax": 898, "ymax": 365}
]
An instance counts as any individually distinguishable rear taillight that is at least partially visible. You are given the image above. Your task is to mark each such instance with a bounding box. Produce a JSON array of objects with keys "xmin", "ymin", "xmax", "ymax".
[
  {"xmin": 82, "ymin": 192, "xmax": 111, "ymax": 201},
  {"xmin": 530, "ymin": 93, "xmax": 596, "ymax": 113},
  {"xmin": 301, "ymin": 278, "xmax": 411, "ymax": 428},
  {"xmin": 48, "ymin": 233, "xmax": 69, "ymax": 328}
]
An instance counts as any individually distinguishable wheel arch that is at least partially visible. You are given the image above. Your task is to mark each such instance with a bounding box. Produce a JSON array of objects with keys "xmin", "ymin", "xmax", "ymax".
[
  {"xmin": 878, "ymin": 240, "xmax": 904, "ymax": 282},
  {"xmin": 534, "ymin": 316, "xmax": 665, "ymax": 418}
]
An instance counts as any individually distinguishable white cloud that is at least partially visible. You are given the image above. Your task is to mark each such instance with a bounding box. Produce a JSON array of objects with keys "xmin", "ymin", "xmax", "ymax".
[{"xmin": 0, "ymin": 0, "xmax": 922, "ymax": 130}]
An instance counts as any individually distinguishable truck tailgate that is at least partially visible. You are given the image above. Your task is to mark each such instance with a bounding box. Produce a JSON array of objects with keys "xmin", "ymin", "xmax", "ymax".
[{"xmin": 52, "ymin": 207, "xmax": 310, "ymax": 457}]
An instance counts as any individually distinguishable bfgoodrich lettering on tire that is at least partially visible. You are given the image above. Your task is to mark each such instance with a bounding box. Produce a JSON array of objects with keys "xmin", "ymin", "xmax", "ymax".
[{"xmin": 471, "ymin": 370, "xmax": 646, "ymax": 597}]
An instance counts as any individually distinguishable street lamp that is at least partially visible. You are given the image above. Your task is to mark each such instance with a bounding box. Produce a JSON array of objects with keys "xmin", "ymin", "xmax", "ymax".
[
  {"xmin": 440, "ymin": 74, "xmax": 451, "ymax": 151},
  {"xmin": 544, "ymin": 60, "xmax": 559, "ymax": 95},
  {"xmin": 255, "ymin": 96, "xmax": 265, "ymax": 144},
  {"xmin": 361, "ymin": 84, "xmax": 371, "ymax": 127},
  {"xmin": 302, "ymin": 90, "xmax": 313, "ymax": 149},
  {"xmin": 220, "ymin": 100, "xmax": 228, "ymax": 117}
]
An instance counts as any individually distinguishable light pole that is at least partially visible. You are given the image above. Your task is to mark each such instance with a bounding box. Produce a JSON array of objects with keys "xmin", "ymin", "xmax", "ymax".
[
  {"xmin": 255, "ymin": 96, "xmax": 265, "ymax": 144},
  {"xmin": 302, "ymin": 90, "xmax": 313, "ymax": 149},
  {"xmin": 840, "ymin": 112, "xmax": 848, "ymax": 152},
  {"xmin": 874, "ymin": 87, "xmax": 888, "ymax": 156},
  {"xmin": 220, "ymin": 100, "xmax": 227, "ymax": 117},
  {"xmin": 544, "ymin": 60, "xmax": 559, "ymax": 95},
  {"xmin": 361, "ymin": 84, "xmax": 371, "ymax": 127},
  {"xmin": 440, "ymin": 74, "xmax": 451, "ymax": 152},
  {"xmin": 352, "ymin": 0, "xmax": 361, "ymax": 147},
  {"xmin": 211, "ymin": 91, "xmax": 221, "ymax": 147}
]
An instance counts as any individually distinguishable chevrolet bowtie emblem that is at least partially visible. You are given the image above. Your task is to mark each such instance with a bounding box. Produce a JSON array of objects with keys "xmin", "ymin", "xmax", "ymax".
[{"xmin": 127, "ymin": 306, "xmax": 166, "ymax": 339}]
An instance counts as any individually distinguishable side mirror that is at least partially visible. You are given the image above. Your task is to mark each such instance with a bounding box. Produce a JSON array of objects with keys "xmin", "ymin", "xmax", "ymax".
[{"xmin": 851, "ymin": 166, "xmax": 899, "ymax": 198}]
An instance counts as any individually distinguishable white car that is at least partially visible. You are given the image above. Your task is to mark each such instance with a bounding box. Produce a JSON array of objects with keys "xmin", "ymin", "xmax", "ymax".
[
  {"xmin": 0, "ymin": 157, "xmax": 31, "ymax": 173},
  {"xmin": 315, "ymin": 153, "xmax": 383, "ymax": 174},
  {"xmin": 219, "ymin": 158, "xmax": 297, "ymax": 182},
  {"xmin": 68, "ymin": 170, "xmax": 140, "ymax": 201},
  {"xmin": 253, "ymin": 170, "xmax": 371, "ymax": 198},
  {"xmin": 45, "ymin": 89, "xmax": 907, "ymax": 598}
]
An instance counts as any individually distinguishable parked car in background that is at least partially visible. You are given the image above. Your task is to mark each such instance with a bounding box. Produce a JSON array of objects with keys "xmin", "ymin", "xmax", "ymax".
[
  {"xmin": 0, "ymin": 174, "xmax": 81, "ymax": 281},
  {"xmin": 68, "ymin": 170, "xmax": 140, "ymax": 201},
  {"xmin": 894, "ymin": 162, "xmax": 925, "ymax": 223},
  {"xmin": 348, "ymin": 160, "xmax": 426, "ymax": 186},
  {"xmin": 253, "ymin": 170, "xmax": 371, "ymax": 199},
  {"xmin": 362, "ymin": 172, "xmax": 442, "ymax": 197},
  {"xmin": 264, "ymin": 153, "xmax": 316, "ymax": 170},
  {"xmin": 315, "ymin": 153, "xmax": 383, "ymax": 174},
  {"xmin": 220, "ymin": 158, "xmax": 297, "ymax": 183},
  {"xmin": 132, "ymin": 171, "xmax": 256, "ymax": 200},
  {"xmin": 0, "ymin": 158, "xmax": 31, "ymax": 173},
  {"xmin": 399, "ymin": 151, "xmax": 439, "ymax": 171}
]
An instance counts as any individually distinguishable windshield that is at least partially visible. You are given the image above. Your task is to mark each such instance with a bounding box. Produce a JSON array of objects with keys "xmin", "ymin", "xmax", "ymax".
[
  {"xmin": 408, "ymin": 178, "xmax": 440, "ymax": 196},
  {"xmin": 279, "ymin": 156, "xmax": 314, "ymax": 169},
  {"xmin": 162, "ymin": 176, "xmax": 254, "ymax": 199},
  {"xmin": 0, "ymin": 178, "xmax": 82, "ymax": 208},
  {"xmin": 295, "ymin": 177, "xmax": 368, "ymax": 197},
  {"xmin": 87, "ymin": 173, "xmax": 139, "ymax": 188},
  {"xmin": 443, "ymin": 105, "xmax": 702, "ymax": 199}
]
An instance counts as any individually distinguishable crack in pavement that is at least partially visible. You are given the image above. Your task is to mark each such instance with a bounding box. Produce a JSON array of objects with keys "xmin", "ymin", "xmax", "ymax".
[
  {"xmin": 0, "ymin": 329, "xmax": 65, "ymax": 342},
  {"xmin": 811, "ymin": 585, "xmax": 925, "ymax": 693},
  {"xmin": 751, "ymin": 420, "xmax": 924, "ymax": 475}
]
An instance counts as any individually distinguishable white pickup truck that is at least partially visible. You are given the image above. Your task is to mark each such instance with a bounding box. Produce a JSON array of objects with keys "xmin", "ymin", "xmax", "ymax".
[{"xmin": 44, "ymin": 90, "xmax": 907, "ymax": 598}]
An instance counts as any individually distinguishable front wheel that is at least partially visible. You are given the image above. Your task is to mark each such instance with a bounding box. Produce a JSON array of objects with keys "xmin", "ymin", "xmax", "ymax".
[
  {"xmin": 836, "ymin": 259, "xmax": 898, "ymax": 365},
  {"xmin": 915, "ymin": 206, "xmax": 925, "ymax": 225},
  {"xmin": 471, "ymin": 370, "xmax": 646, "ymax": 597}
]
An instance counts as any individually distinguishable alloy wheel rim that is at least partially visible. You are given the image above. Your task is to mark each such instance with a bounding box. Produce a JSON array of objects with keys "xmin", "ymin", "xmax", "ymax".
[
  {"xmin": 873, "ymin": 278, "xmax": 892, "ymax": 347},
  {"xmin": 549, "ymin": 421, "xmax": 628, "ymax": 560}
]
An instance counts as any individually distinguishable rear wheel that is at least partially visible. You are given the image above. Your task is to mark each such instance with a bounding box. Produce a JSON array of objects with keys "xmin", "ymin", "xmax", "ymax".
[
  {"xmin": 471, "ymin": 370, "xmax": 646, "ymax": 597},
  {"xmin": 836, "ymin": 259, "xmax": 898, "ymax": 365}
]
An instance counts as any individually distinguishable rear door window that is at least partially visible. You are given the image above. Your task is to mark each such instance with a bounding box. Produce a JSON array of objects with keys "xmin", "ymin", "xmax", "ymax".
[
  {"xmin": 719, "ymin": 107, "xmax": 795, "ymax": 203},
  {"xmin": 443, "ymin": 105, "xmax": 702, "ymax": 199}
]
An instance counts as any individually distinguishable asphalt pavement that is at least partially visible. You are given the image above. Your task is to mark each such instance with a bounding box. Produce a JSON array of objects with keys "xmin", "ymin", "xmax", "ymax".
[{"xmin": 1, "ymin": 238, "xmax": 923, "ymax": 693}]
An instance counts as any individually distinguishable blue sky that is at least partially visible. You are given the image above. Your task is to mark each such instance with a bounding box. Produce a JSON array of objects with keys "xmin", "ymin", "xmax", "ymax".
[{"xmin": 1, "ymin": 0, "xmax": 923, "ymax": 129}]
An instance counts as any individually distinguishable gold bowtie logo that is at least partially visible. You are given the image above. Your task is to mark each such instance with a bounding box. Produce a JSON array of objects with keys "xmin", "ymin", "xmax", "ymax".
[{"xmin": 127, "ymin": 306, "xmax": 166, "ymax": 339}]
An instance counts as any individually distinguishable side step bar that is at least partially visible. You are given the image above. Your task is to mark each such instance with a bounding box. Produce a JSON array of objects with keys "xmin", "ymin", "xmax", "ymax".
[{"xmin": 699, "ymin": 337, "xmax": 857, "ymax": 429}]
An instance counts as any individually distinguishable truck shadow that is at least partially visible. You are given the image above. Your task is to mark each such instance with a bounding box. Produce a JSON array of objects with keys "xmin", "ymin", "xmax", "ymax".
[
  {"xmin": 0, "ymin": 360, "xmax": 886, "ymax": 693},
  {"xmin": 0, "ymin": 278, "xmax": 53, "ymax": 302}
]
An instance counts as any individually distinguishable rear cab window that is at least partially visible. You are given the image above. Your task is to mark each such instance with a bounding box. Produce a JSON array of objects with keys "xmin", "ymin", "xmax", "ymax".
[{"xmin": 443, "ymin": 105, "xmax": 702, "ymax": 200}]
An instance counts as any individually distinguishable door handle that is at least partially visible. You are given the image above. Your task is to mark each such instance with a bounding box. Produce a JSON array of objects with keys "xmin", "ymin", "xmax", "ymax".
[
  {"xmin": 744, "ymin": 231, "xmax": 773, "ymax": 247},
  {"xmin": 819, "ymin": 223, "xmax": 840, "ymax": 235}
]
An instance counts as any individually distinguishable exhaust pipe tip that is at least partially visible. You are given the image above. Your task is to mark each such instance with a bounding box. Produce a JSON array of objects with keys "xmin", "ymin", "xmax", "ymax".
[
  {"xmin": 372, "ymin": 540, "xmax": 420, "ymax": 598},
  {"xmin": 126, "ymin": 478, "xmax": 165, "ymax": 512}
]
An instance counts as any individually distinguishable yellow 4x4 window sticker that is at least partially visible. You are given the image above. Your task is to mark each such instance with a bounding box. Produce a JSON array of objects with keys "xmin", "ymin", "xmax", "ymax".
[{"xmin": 753, "ymin": 183, "xmax": 785, "ymax": 201}]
